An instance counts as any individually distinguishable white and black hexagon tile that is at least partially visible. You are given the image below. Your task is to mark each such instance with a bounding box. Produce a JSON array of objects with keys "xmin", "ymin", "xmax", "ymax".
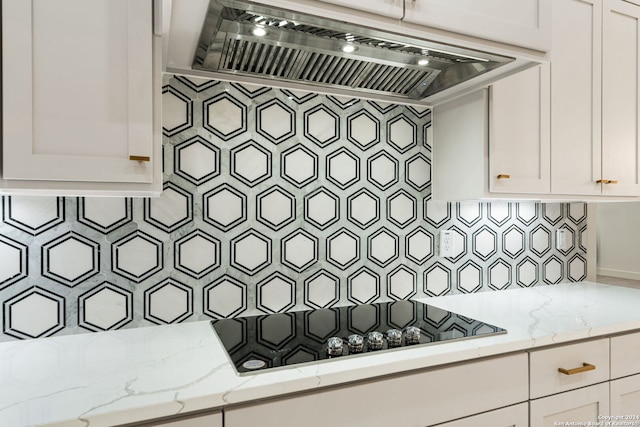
[{"xmin": 0, "ymin": 76, "xmax": 589, "ymax": 341}]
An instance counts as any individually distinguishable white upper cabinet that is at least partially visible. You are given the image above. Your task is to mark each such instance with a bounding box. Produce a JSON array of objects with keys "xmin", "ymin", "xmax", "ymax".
[
  {"xmin": 550, "ymin": 0, "xmax": 602, "ymax": 196},
  {"xmin": 2, "ymin": 0, "xmax": 162, "ymax": 196},
  {"xmin": 489, "ymin": 64, "xmax": 551, "ymax": 195},
  {"xmin": 315, "ymin": 0, "xmax": 404, "ymax": 18},
  {"xmin": 601, "ymin": 0, "xmax": 640, "ymax": 196},
  {"xmin": 551, "ymin": 0, "xmax": 640, "ymax": 197},
  {"xmin": 432, "ymin": 65, "xmax": 551, "ymax": 201},
  {"xmin": 403, "ymin": 0, "xmax": 552, "ymax": 51}
]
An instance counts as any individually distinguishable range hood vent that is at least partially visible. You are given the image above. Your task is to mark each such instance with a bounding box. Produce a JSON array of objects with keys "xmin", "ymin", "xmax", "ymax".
[{"xmin": 193, "ymin": 0, "xmax": 515, "ymax": 100}]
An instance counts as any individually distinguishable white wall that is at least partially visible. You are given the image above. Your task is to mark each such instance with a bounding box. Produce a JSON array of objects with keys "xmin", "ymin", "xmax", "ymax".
[{"xmin": 596, "ymin": 202, "xmax": 640, "ymax": 280}]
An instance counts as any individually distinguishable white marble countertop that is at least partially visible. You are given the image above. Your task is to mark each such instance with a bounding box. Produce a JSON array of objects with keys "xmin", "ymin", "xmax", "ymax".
[{"xmin": 3, "ymin": 281, "xmax": 640, "ymax": 427}]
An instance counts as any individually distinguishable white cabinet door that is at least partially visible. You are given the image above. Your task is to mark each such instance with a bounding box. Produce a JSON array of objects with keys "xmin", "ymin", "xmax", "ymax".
[
  {"xmin": 489, "ymin": 64, "xmax": 551, "ymax": 194},
  {"xmin": 315, "ymin": 0, "xmax": 404, "ymax": 18},
  {"xmin": 601, "ymin": 0, "xmax": 640, "ymax": 196},
  {"xmin": 611, "ymin": 374, "xmax": 640, "ymax": 415},
  {"xmin": 550, "ymin": 0, "xmax": 603, "ymax": 196},
  {"xmin": 2, "ymin": 0, "xmax": 159, "ymax": 190},
  {"xmin": 530, "ymin": 382, "xmax": 610, "ymax": 427},
  {"xmin": 403, "ymin": 0, "xmax": 551, "ymax": 51},
  {"xmin": 430, "ymin": 402, "xmax": 528, "ymax": 427}
]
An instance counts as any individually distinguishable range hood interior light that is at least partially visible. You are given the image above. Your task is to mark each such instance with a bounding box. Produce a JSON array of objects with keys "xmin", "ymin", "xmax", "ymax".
[
  {"xmin": 418, "ymin": 59, "xmax": 430, "ymax": 66},
  {"xmin": 251, "ymin": 26, "xmax": 267, "ymax": 36},
  {"xmin": 341, "ymin": 44, "xmax": 357, "ymax": 53}
]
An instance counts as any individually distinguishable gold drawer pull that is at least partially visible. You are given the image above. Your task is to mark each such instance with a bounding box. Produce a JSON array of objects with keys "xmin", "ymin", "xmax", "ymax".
[
  {"xmin": 608, "ymin": 179, "xmax": 618, "ymax": 184},
  {"xmin": 558, "ymin": 363, "xmax": 596, "ymax": 376},
  {"xmin": 596, "ymin": 179, "xmax": 609, "ymax": 184},
  {"xmin": 130, "ymin": 155, "xmax": 150, "ymax": 162},
  {"xmin": 497, "ymin": 174, "xmax": 511, "ymax": 179}
]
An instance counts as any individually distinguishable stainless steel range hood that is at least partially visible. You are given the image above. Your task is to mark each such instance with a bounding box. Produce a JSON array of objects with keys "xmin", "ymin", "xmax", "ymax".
[{"xmin": 192, "ymin": 0, "xmax": 516, "ymax": 100}]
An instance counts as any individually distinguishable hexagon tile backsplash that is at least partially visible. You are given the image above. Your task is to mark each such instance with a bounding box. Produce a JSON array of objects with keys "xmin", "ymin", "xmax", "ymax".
[{"xmin": 0, "ymin": 75, "xmax": 588, "ymax": 342}]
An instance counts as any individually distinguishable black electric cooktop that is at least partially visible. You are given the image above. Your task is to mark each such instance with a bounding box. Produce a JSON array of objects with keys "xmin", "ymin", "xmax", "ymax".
[{"xmin": 210, "ymin": 300, "xmax": 506, "ymax": 374}]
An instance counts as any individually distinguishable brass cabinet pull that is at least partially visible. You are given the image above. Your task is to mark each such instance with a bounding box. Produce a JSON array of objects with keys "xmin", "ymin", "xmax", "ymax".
[
  {"xmin": 608, "ymin": 180, "xmax": 618, "ymax": 184},
  {"xmin": 497, "ymin": 174, "xmax": 511, "ymax": 179},
  {"xmin": 130, "ymin": 155, "xmax": 151, "ymax": 162},
  {"xmin": 558, "ymin": 362, "xmax": 596, "ymax": 375},
  {"xmin": 596, "ymin": 179, "xmax": 619, "ymax": 184}
]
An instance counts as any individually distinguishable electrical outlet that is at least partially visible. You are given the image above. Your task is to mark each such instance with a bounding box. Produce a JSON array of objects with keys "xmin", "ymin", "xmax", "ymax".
[{"xmin": 439, "ymin": 230, "xmax": 455, "ymax": 257}]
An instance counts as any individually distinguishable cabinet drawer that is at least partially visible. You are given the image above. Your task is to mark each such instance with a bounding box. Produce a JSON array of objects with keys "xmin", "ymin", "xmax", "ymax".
[
  {"xmin": 529, "ymin": 338, "xmax": 609, "ymax": 399},
  {"xmin": 225, "ymin": 353, "xmax": 528, "ymax": 427},
  {"xmin": 611, "ymin": 331, "xmax": 640, "ymax": 379}
]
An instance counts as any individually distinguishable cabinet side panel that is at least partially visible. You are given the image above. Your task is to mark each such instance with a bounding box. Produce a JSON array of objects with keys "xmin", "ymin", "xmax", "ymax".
[{"xmin": 433, "ymin": 90, "xmax": 488, "ymax": 201}]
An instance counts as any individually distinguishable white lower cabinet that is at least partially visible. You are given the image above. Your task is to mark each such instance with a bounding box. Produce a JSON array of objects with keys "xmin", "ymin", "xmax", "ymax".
[
  {"xmin": 224, "ymin": 353, "xmax": 528, "ymax": 427},
  {"xmin": 530, "ymin": 382, "xmax": 610, "ymax": 426},
  {"xmin": 610, "ymin": 332, "xmax": 640, "ymax": 414},
  {"xmin": 610, "ymin": 374, "xmax": 640, "ymax": 414},
  {"xmin": 529, "ymin": 332, "xmax": 640, "ymax": 425},
  {"xmin": 529, "ymin": 338, "xmax": 611, "ymax": 426},
  {"xmin": 431, "ymin": 402, "xmax": 528, "ymax": 427}
]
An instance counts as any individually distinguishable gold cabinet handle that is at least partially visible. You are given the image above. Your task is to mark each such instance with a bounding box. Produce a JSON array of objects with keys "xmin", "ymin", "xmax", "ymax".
[
  {"xmin": 130, "ymin": 155, "xmax": 150, "ymax": 162},
  {"xmin": 558, "ymin": 363, "xmax": 596, "ymax": 375},
  {"xmin": 596, "ymin": 179, "xmax": 619, "ymax": 184},
  {"xmin": 497, "ymin": 174, "xmax": 511, "ymax": 179},
  {"xmin": 608, "ymin": 180, "xmax": 618, "ymax": 184}
]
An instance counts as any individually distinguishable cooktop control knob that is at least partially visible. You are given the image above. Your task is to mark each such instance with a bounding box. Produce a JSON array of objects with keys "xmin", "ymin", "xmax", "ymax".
[
  {"xmin": 348, "ymin": 334, "xmax": 364, "ymax": 353},
  {"xmin": 367, "ymin": 331, "xmax": 384, "ymax": 350},
  {"xmin": 405, "ymin": 326, "xmax": 421, "ymax": 345},
  {"xmin": 326, "ymin": 336, "xmax": 344, "ymax": 356},
  {"xmin": 386, "ymin": 329, "xmax": 402, "ymax": 348}
]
